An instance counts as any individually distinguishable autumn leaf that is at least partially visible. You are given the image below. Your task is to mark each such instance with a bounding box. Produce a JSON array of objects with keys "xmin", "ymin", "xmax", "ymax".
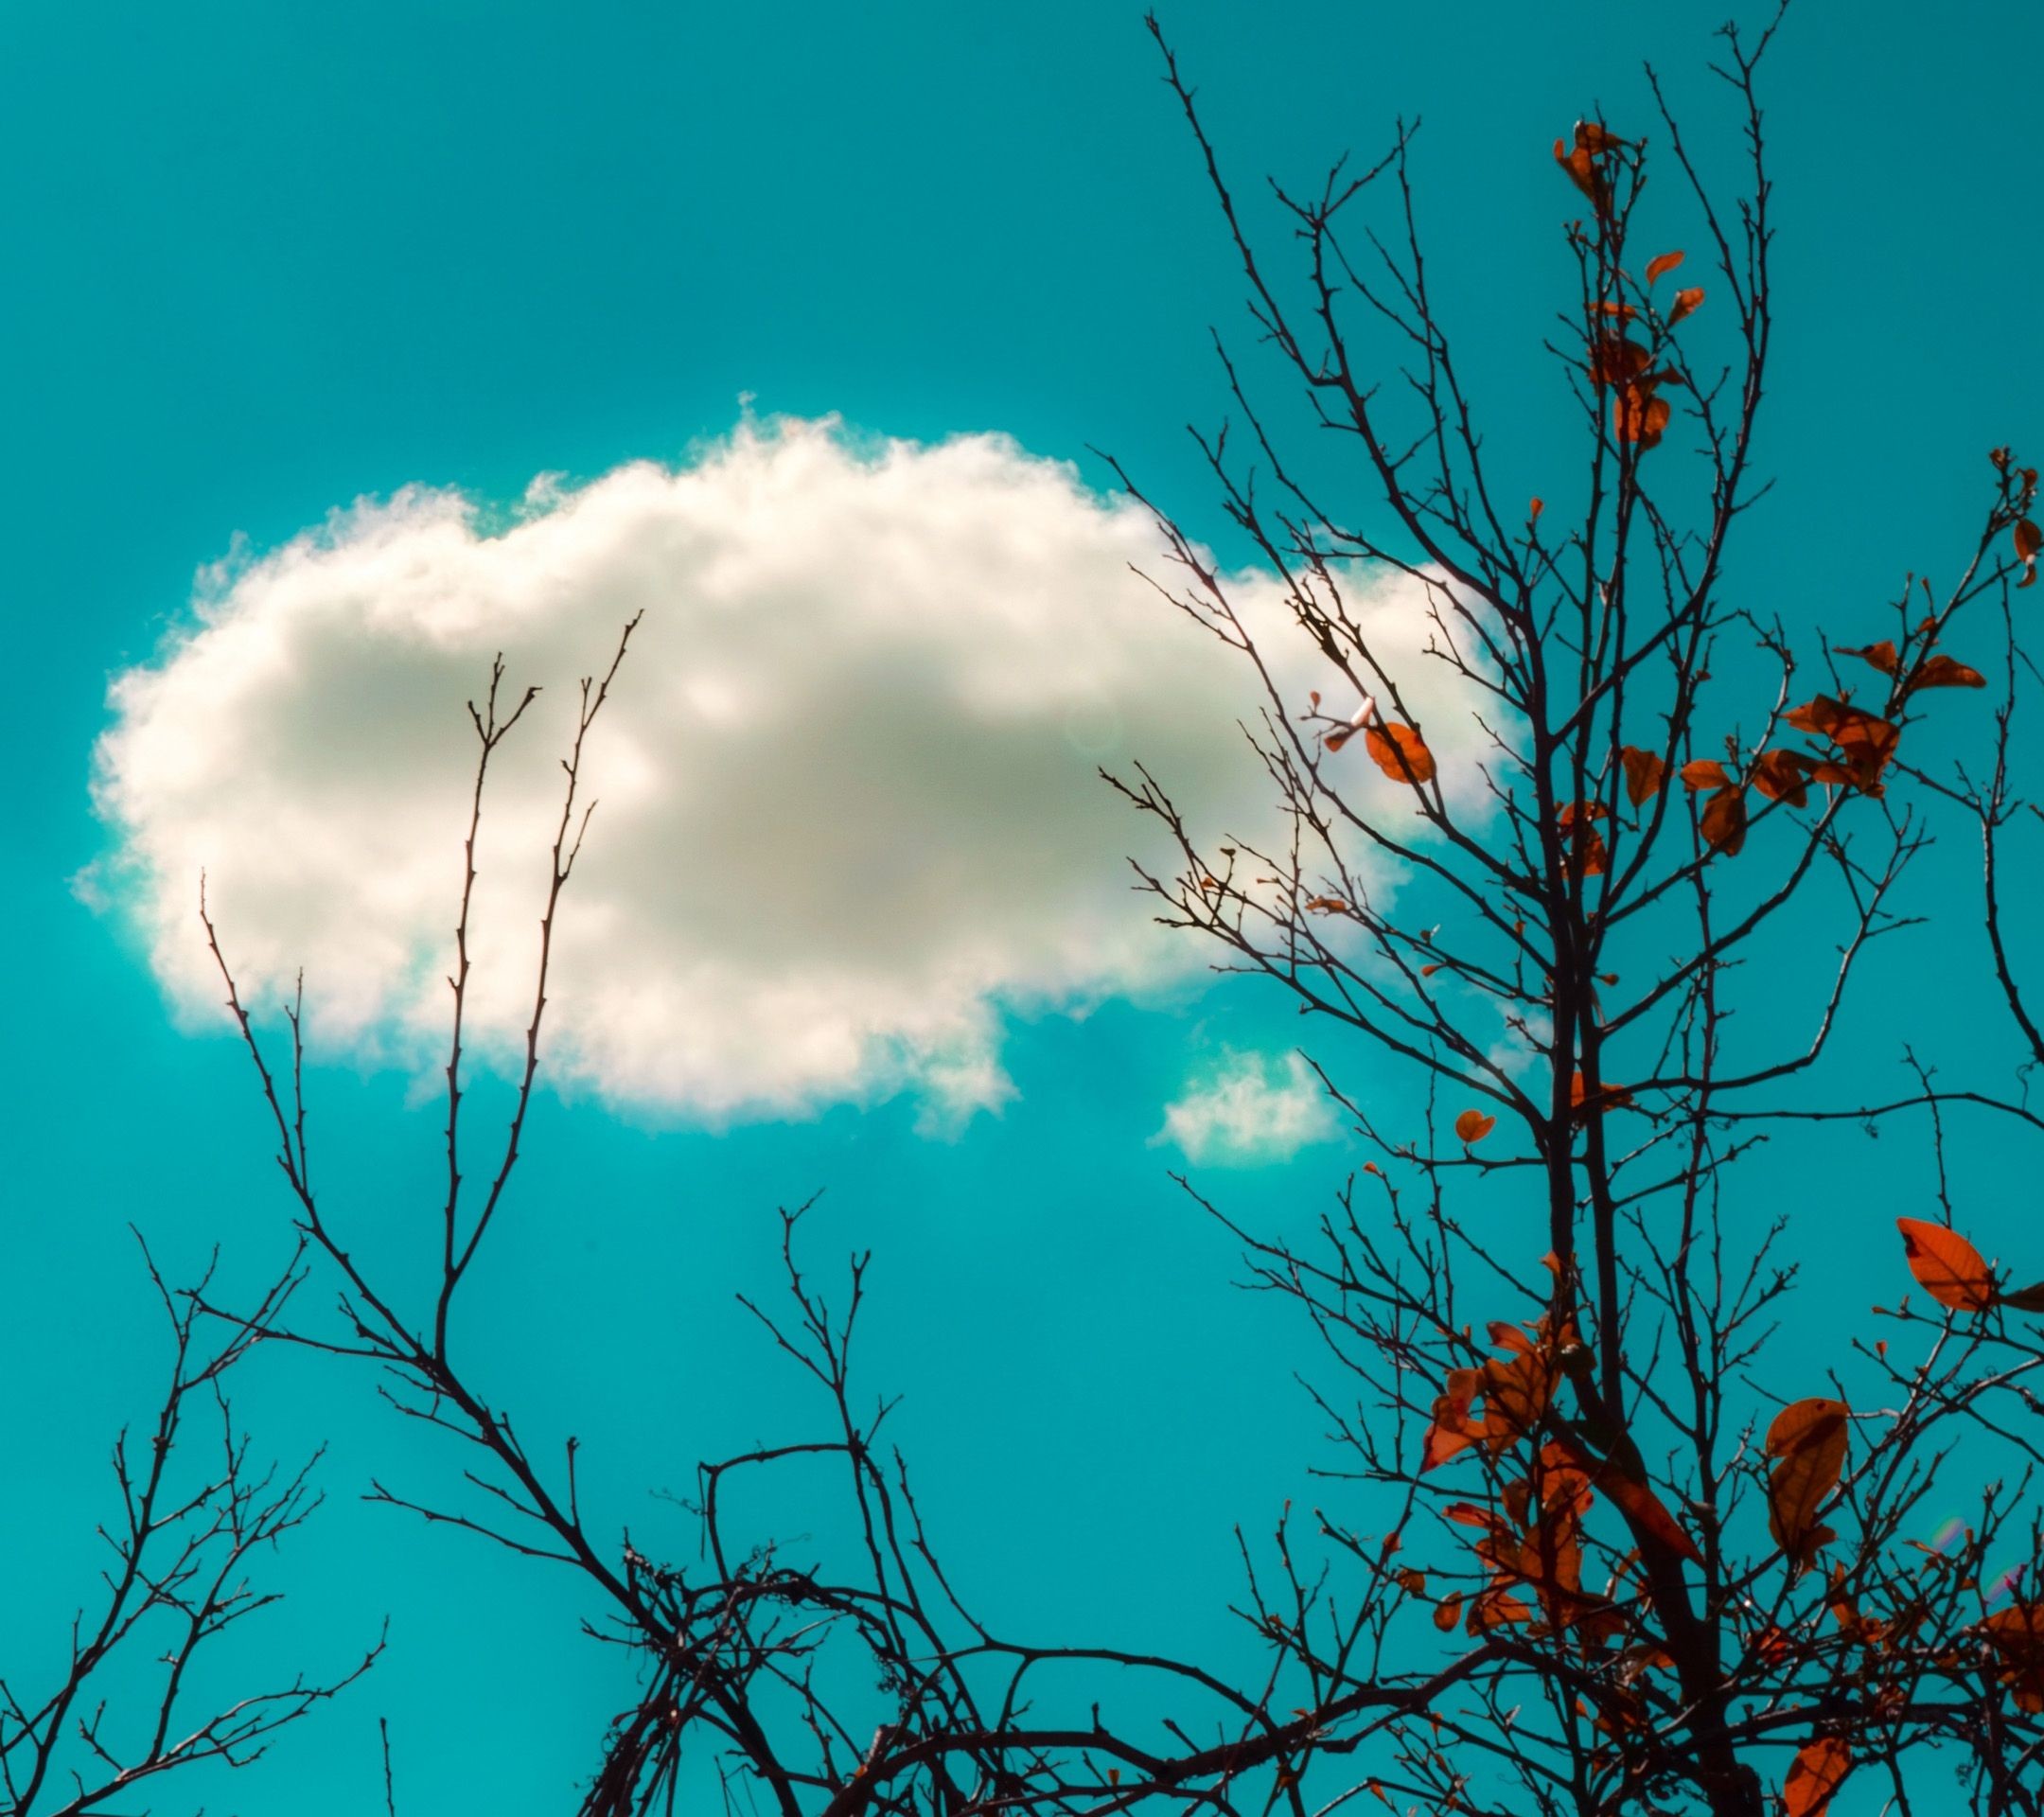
[
  {"xmin": 1589, "ymin": 333, "xmax": 1651, "ymax": 389},
  {"xmin": 1645, "ymin": 249, "xmax": 1684, "ymax": 284},
  {"xmin": 1783, "ymin": 1736, "xmax": 1851, "ymax": 1817},
  {"xmin": 1681, "ymin": 758, "xmax": 1733, "ymax": 792},
  {"xmin": 1433, "ymin": 1593, "xmax": 1463, "ymax": 1632},
  {"xmin": 1554, "ymin": 137, "xmax": 1603, "ymax": 205},
  {"xmin": 1981, "ymin": 1602, "xmax": 2044, "ymax": 1712},
  {"xmin": 1895, "ymin": 1217, "xmax": 1997, "ymax": 1312},
  {"xmin": 1912, "ymin": 653, "xmax": 1986, "ymax": 690},
  {"xmin": 1839, "ymin": 641, "xmax": 1900, "ymax": 676},
  {"xmin": 1454, "ymin": 1109, "xmax": 1498, "ymax": 1145},
  {"xmin": 1667, "ymin": 287, "xmax": 1704, "ymax": 326},
  {"xmin": 1619, "ymin": 745, "xmax": 1666, "ymax": 804},
  {"xmin": 1569, "ymin": 1073, "xmax": 1634, "ymax": 1121},
  {"xmin": 1613, "ymin": 381, "xmax": 1670, "ymax": 450},
  {"xmin": 1749, "ymin": 749, "xmax": 1810, "ymax": 809},
  {"xmin": 1700, "ymin": 786, "xmax": 1748, "ymax": 856},
  {"xmin": 2000, "ymin": 1279, "xmax": 2044, "ymax": 1314},
  {"xmin": 1766, "ymin": 1399, "xmax": 1849, "ymax": 1574},
  {"xmin": 1788, "ymin": 696, "xmax": 1901, "ymax": 795},
  {"xmin": 2017, "ymin": 518, "xmax": 2041, "ymax": 588},
  {"xmin": 1547, "ymin": 1426, "xmax": 1703, "ymax": 1565},
  {"xmin": 1558, "ymin": 801, "xmax": 1610, "ymax": 878},
  {"xmin": 1366, "ymin": 722, "xmax": 1437, "ymax": 785}
]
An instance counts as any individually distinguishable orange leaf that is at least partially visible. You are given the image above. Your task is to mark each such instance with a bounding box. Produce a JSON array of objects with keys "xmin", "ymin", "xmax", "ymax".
[
  {"xmin": 1912, "ymin": 653, "xmax": 1986, "ymax": 690},
  {"xmin": 1645, "ymin": 249, "xmax": 1684, "ymax": 284},
  {"xmin": 1569, "ymin": 1072, "xmax": 1634, "ymax": 1120},
  {"xmin": 1680, "ymin": 759, "xmax": 1733, "ymax": 792},
  {"xmin": 1700, "ymin": 787, "xmax": 1748, "ymax": 856},
  {"xmin": 1366, "ymin": 722, "xmax": 1437, "ymax": 785},
  {"xmin": 1613, "ymin": 382, "xmax": 1670, "ymax": 449},
  {"xmin": 1547, "ymin": 1427, "xmax": 1702, "ymax": 1565},
  {"xmin": 1574, "ymin": 120, "xmax": 1630, "ymax": 154},
  {"xmin": 1588, "ymin": 333, "xmax": 1650, "ymax": 388},
  {"xmin": 1839, "ymin": 640, "xmax": 1900, "ymax": 676},
  {"xmin": 1667, "ymin": 286, "xmax": 1704, "ymax": 326},
  {"xmin": 1981, "ymin": 1602, "xmax": 2044, "ymax": 1712},
  {"xmin": 1783, "ymin": 1737, "xmax": 1851, "ymax": 1817},
  {"xmin": 1619, "ymin": 745, "xmax": 1666, "ymax": 804},
  {"xmin": 1529, "ymin": 496, "xmax": 1544, "ymax": 521},
  {"xmin": 2017, "ymin": 517, "xmax": 2042, "ymax": 581},
  {"xmin": 1454, "ymin": 1109, "xmax": 1498, "ymax": 1145},
  {"xmin": 1554, "ymin": 137, "xmax": 1603, "ymax": 205},
  {"xmin": 1749, "ymin": 749, "xmax": 1810, "ymax": 809},
  {"xmin": 1766, "ymin": 1399, "xmax": 1849, "ymax": 1574},
  {"xmin": 1895, "ymin": 1217, "xmax": 1997, "ymax": 1313},
  {"xmin": 1433, "ymin": 1593, "xmax": 1464, "ymax": 1632}
]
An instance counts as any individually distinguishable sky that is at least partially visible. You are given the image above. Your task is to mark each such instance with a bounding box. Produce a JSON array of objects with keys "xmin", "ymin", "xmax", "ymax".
[{"xmin": 5, "ymin": 2, "xmax": 2044, "ymax": 1810}]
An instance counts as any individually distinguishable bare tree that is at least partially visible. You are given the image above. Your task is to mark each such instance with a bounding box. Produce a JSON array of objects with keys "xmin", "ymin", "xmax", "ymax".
[
  {"xmin": 183, "ymin": 8, "xmax": 2044, "ymax": 1816},
  {"xmin": 0, "ymin": 1242, "xmax": 379, "ymax": 1817}
]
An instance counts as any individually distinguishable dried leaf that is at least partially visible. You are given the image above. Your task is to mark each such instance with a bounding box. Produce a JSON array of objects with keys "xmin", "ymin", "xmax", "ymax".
[
  {"xmin": 1783, "ymin": 1737, "xmax": 1852, "ymax": 1817},
  {"xmin": 1645, "ymin": 249, "xmax": 1684, "ymax": 284},
  {"xmin": 1839, "ymin": 640, "xmax": 1900, "ymax": 676},
  {"xmin": 1981, "ymin": 1602, "xmax": 2044, "ymax": 1712},
  {"xmin": 1680, "ymin": 759, "xmax": 1733, "ymax": 792},
  {"xmin": 1913, "ymin": 654, "xmax": 1986, "ymax": 690},
  {"xmin": 1569, "ymin": 1073, "xmax": 1634, "ymax": 1120},
  {"xmin": 1589, "ymin": 333, "xmax": 1651, "ymax": 389},
  {"xmin": 1766, "ymin": 1399, "xmax": 1849, "ymax": 1574},
  {"xmin": 1668, "ymin": 287, "xmax": 1704, "ymax": 326},
  {"xmin": 1366, "ymin": 722, "xmax": 1437, "ymax": 786},
  {"xmin": 2018, "ymin": 518, "xmax": 2042, "ymax": 590},
  {"xmin": 1613, "ymin": 381, "xmax": 1670, "ymax": 449},
  {"xmin": 1999, "ymin": 1279, "xmax": 2044, "ymax": 1314},
  {"xmin": 1554, "ymin": 137, "xmax": 1603, "ymax": 205},
  {"xmin": 1455, "ymin": 1109, "xmax": 1498, "ymax": 1145},
  {"xmin": 1895, "ymin": 1217, "xmax": 1997, "ymax": 1313},
  {"xmin": 1749, "ymin": 749, "xmax": 1810, "ymax": 809},
  {"xmin": 1700, "ymin": 786, "xmax": 1748, "ymax": 856},
  {"xmin": 1433, "ymin": 1593, "xmax": 1464, "ymax": 1631},
  {"xmin": 1618, "ymin": 745, "xmax": 1666, "ymax": 804}
]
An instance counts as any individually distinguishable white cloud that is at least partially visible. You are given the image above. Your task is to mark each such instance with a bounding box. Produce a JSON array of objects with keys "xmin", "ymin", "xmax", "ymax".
[
  {"xmin": 88, "ymin": 415, "xmax": 1470, "ymax": 1125},
  {"xmin": 1155, "ymin": 1050, "xmax": 1343, "ymax": 1165}
]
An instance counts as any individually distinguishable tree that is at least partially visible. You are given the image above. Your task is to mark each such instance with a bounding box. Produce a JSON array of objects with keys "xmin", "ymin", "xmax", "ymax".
[
  {"xmin": 0, "ymin": 1243, "xmax": 379, "ymax": 1816},
  {"xmin": 187, "ymin": 7, "xmax": 2044, "ymax": 1815}
]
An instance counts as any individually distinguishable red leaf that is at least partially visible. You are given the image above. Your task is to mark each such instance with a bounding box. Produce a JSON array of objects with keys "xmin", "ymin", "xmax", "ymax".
[
  {"xmin": 1613, "ymin": 381, "xmax": 1670, "ymax": 449},
  {"xmin": 1365, "ymin": 722, "xmax": 1437, "ymax": 785},
  {"xmin": 1454, "ymin": 1109, "xmax": 1498, "ymax": 1145},
  {"xmin": 1700, "ymin": 786, "xmax": 1748, "ymax": 856},
  {"xmin": 1783, "ymin": 1737, "xmax": 1851, "ymax": 1817},
  {"xmin": 1766, "ymin": 1399, "xmax": 1849, "ymax": 1574},
  {"xmin": 1895, "ymin": 1217, "xmax": 1997, "ymax": 1313},
  {"xmin": 1619, "ymin": 745, "xmax": 1666, "ymax": 804},
  {"xmin": 1749, "ymin": 749, "xmax": 1810, "ymax": 809},
  {"xmin": 1912, "ymin": 653, "xmax": 1986, "ymax": 690},
  {"xmin": 1838, "ymin": 640, "xmax": 1899, "ymax": 676},
  {"xmin": 1645, "ymin": 250, "xmax": 1684, "ymax": 284}
]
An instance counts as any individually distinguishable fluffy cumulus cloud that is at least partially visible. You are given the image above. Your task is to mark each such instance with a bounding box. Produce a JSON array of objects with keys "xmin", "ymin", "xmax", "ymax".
[
  {"xmin": 90, "ymin": 415, "xmax": 1464, "ymax": 1125},
  {"xmin": 1154, "ymin": 1051, "xmax": 1343, "ymax": 1165}
]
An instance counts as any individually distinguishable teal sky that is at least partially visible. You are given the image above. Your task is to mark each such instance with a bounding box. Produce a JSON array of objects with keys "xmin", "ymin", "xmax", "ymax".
[{"xmin": 6, "ymin": 4, "xmax": 2043, "ymax": 1811}]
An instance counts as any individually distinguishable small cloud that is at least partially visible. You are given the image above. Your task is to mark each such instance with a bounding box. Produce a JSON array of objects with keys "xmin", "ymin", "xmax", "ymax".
[{"xmin": 1155, "ymin": 1050, "xmax": 1342, "ymax": 1166}]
